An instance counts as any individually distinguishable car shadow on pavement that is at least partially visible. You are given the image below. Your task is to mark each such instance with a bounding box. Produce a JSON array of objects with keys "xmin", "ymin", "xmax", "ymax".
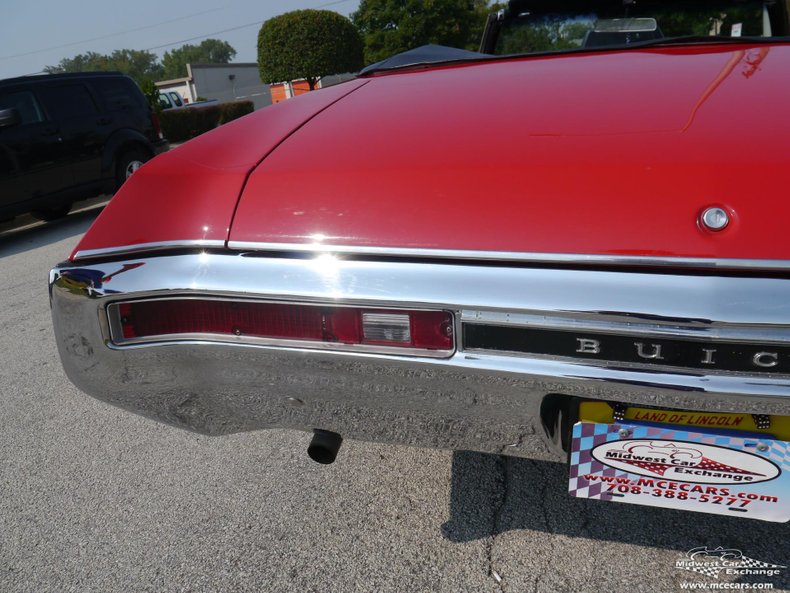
[
  {"xmin": 442, "ymin": 451, "xmax": 790, "ymax": 586},
  {"xmin": 0, "ymin": 202, "xmax": 105, "ymax": 260}
]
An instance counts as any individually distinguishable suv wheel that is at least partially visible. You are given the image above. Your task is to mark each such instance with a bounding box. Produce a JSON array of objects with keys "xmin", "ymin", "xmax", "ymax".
[{"xmin": 115, "ymin": 148, "xmax": 150, "ymax": 191}]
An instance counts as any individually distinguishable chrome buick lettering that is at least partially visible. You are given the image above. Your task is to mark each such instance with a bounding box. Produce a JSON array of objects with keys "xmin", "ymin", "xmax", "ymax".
[
  {"xmin": 635, "ymin": 342, "xmax": 664, "ymax": 360},
  {"xmin": 575, "ymin": 338, "xmax": 601, "ymax": 354},
  {"xmin": 753, "ymin": 352, "xmax": 779, "ymax": 368},
  {"xmin": 571, "ymin": 336, "xmax": 786, "ymax": 371}
]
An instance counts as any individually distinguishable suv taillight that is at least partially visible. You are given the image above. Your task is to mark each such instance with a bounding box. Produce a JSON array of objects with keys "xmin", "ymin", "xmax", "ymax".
[{"xmin": 150, "ymin": 112, "xmax": 163, "ymax": 140}]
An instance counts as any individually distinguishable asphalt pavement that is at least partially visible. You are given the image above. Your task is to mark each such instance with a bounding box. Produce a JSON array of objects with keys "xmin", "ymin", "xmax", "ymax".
[{"xmin": 1, "ymin": 204, "xmax": 789, "ymax": 593}]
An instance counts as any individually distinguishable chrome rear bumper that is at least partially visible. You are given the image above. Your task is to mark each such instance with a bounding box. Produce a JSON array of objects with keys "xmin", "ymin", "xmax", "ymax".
[{"xmin": 50, "ymin": 251, "xmax": 790, "ymax": 460}]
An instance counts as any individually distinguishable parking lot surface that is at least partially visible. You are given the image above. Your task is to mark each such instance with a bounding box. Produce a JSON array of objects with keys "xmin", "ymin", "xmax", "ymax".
[{"xmin": 1, "ymin": 206, "xmax": 789, "ymax": 593}]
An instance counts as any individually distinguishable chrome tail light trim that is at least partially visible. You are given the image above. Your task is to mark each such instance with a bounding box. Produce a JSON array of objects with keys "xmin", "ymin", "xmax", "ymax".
[{"xmin": 105, "ymin": 296, "xmax": 455, "ymax": 358}]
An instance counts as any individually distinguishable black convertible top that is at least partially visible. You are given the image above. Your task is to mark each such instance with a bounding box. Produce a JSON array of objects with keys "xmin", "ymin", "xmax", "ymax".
[{"xmin": 359, "ymin": 44, "xmax": 489, "ymax": 75}]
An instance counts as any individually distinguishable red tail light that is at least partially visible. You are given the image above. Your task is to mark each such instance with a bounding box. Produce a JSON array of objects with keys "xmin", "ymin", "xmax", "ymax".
[
  {"xmin": 111, "ymin": 299, "xmax": 453, "ymax": 355},
  {"xmin": 150, "ymin": 112, "xmax": 163, "ymax": 140}
]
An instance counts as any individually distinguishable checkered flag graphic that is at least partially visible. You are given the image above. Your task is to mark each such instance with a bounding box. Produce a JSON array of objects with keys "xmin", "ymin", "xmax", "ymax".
[
  {"xmin": 694, "ymin": 457, "xmax": 762, "ymax": 476},
  {"xmin": 739, "ymin": 556, "xmax": 786, "ymax": 570}
]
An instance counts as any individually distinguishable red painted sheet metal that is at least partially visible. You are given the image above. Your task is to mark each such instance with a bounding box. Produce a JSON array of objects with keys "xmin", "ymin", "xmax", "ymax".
[
  {"xmin": 229, "ymin": 44, "xmax": 790, "ymax": 260},
  {"xmin": 71, "ymin": 79, "xmax": 368, "ymax": 259}
]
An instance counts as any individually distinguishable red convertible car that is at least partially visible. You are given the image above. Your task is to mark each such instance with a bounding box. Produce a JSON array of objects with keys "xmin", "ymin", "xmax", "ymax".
[{"xmin": 51, "ymin": 0, "xmax": 790, "ymax": 521}]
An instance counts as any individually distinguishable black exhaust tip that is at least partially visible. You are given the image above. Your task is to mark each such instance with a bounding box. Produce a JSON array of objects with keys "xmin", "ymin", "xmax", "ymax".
[{"xmin": 307, "ymin": 429, "xmax": 343, "ymax": 464}]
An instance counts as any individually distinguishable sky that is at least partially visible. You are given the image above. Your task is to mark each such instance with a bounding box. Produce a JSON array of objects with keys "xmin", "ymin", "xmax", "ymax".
[{"xmin": 1, "ymin": 0, "xmax": 361, "ymax": 79}]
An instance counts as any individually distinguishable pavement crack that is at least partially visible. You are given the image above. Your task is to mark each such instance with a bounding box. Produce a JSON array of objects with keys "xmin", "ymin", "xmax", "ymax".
[
  {"xmin": 486, "ymin": 438, "xmax": 522, "ymax": 592},
  {"xmin": 530, "ymin": 459, "xmax": 557, "ymax": 593}
]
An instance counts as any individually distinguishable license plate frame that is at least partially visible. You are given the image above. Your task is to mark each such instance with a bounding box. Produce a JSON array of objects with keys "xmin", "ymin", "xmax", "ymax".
[{"xmin": 569, "ymin": 421, "xmax": 790, "ymax": 522}]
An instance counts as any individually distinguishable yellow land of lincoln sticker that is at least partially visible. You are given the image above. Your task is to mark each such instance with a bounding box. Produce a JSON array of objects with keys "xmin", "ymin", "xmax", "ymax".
[{"xmin": 579, "ymin": 401, "xmax": 790, "ymax": 440}]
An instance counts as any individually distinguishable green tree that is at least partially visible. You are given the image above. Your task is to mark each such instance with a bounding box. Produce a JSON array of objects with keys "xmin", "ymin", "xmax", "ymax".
[
  {"xmin": 45, "ymin": 49, "xmax": 163, "ymax": 82},
  {"xmin": 138, "ymin": 78, "xmax": 162, "ymax": 113},
  {"xmin": 161, "ymin": 39, "xmax": 237, "ymax": 80},
  {"xmin": 258, "ymin": 9, "xmax": 363, "ymax": 91},
  {"xmin": 352, "ymin": 0, "xmax": 496, "ymax": 64}
]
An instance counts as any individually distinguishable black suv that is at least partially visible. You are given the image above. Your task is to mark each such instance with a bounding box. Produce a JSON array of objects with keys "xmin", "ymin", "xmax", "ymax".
[{"xmin": 0, "ymin": 72, "xmax": 168, "ymax": 221}]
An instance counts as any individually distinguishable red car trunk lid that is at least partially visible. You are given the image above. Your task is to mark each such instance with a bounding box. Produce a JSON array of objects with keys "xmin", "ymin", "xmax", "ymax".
[{"xmin": 229, "ymin": 45, "xmax": 790, "ymax": 261}]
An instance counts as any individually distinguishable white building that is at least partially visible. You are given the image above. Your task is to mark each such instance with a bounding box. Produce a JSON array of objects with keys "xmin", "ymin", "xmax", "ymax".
[{"xmin": 156, "ymin": 63, "xmax": 273, "ymax": 110}]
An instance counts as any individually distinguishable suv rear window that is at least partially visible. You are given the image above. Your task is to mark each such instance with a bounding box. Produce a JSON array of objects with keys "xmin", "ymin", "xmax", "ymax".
[{"xmin": 37, "ymin": 84, "xmax": 98, "ymax": 120}]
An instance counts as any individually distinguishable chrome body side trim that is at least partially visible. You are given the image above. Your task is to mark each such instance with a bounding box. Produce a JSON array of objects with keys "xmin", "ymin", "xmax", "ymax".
[
  {"xmin": 72, "ymin": 239, "xmax": 790, "ymax": 271},
  {"xmin": 50, "ymin": 252, "xmax": 790, "ymax": 459},
  {"xmin": 73, "ymin": 240, "xmax": 226, "ymax": 260}
]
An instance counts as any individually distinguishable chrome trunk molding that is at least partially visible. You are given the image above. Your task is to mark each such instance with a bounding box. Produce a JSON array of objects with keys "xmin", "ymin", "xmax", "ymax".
[
  {"xmin": 73, "ymin": 239, "xmax": 226, "ymax": 260},
  {"xmin": 72, "ymin": 240, "xmax": 790, "ymax": 271}
]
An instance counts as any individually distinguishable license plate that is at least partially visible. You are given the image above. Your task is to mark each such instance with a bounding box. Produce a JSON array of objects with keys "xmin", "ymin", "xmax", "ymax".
[
  {"xmin": 569, "ymin": 421, "xmax": 790, "ymax": 522},
  {"xmin": 578, "ymin": 401, "xmax": 790, "ymax": 440}
]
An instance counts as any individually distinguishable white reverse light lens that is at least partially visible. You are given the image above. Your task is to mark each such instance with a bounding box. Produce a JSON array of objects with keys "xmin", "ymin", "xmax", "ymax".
[{"xmin": 362, "ymin": 313, "xmax": 411, "ymax": 343}]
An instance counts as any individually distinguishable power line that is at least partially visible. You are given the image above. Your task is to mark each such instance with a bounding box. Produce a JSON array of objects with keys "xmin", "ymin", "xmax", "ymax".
[
  {"xmin": 143, "ymin": 0, "xmax": 357, "ymax": 51},
  {"xmin": 309, "ymin": 0, "xmax": 357, "ymax": 10},
  {"xmin": 0, "ymin": 6, "xmax": 229, "ymax": 61},
  {"xmin": 143, "ymin": 21, "xmax": 263, "ymax": 51},
  {"xmin": 3, "ymin": 0, "xmax": 357, "ymax": 62}
]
